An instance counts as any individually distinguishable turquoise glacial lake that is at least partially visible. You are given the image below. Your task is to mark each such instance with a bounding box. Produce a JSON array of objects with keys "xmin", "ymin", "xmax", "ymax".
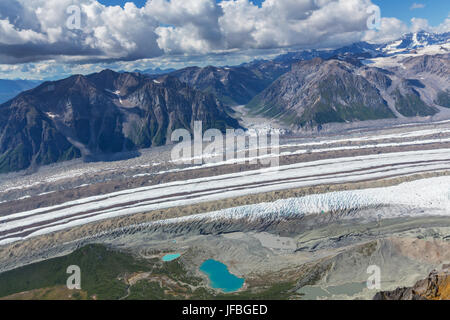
[
  {"xmin": 200, "ymin": 259, "xmax": 244, "ymax": 293},
  {"xmin": 162, "ymin": 253, "xmax": 181, "ymax": 262}
]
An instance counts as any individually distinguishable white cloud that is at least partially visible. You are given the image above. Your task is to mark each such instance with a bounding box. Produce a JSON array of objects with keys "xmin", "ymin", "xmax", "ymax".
[
  {"xmin": 434, "ymin": 14, "xmax": 450, "ymax": 34},
  {"xmin": 0, "ymin": 0, "xmax": 381, "ymax": 64},
  {"xmin": 0, "ymin": 19, "xmax": 46, "ymax": 45},
  {"xmin": 146, "ymin": 0, "xmax": 224, "ymax": 54},
  {"xmin": 410, "ymin": 17, "xmax": 431, "ymax": 33},
  {"xmin": 363, "ymin": 17, "xmax": 409, "ymax": 43},
  {"xmin": 0, "ymin": 0, "xmax": 448, "ymax": 79},
  {"xmin": 363, "ymin": 15, "xmax": 450, "ymax": 44},
  {"xmin": 0, "ymin": 0, "xmax": 163, "ymax": 64},
  {"xmin": 407, "ymin": 15, "xmax": 450, "ymax": 34},
  {"xmin": 207, "ymin": 0, "xmax": 373, "ymax": 50}
]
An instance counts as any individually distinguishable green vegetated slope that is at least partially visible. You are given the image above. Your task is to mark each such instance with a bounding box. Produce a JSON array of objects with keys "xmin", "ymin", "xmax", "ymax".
[
  {"xmin": 0, "ymin": 244, "xmax": 297, "ymax": 300},
  {"xmin": 393, "ymin": 89, "xmax": 437, "ymax": 116},
  {"xmin": 435, "ymin": 90, "xmax": 450, "ymax": 108},
  {"xmin": 0, "ymin": 244, "xmax": 151, "ymax": 300}
]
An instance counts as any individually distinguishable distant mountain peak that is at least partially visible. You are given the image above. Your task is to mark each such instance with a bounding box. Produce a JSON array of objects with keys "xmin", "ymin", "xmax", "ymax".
[{"xmin": 382, "ymin": 31, "xmax": 449, "ymax": 54}]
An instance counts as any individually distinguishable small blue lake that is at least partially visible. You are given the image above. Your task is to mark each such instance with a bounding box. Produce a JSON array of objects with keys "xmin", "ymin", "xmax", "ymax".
[
  {"xmin": 162, "ymin": 253, "xmax": 181, "ymax": 262},
  {"xmin": 200, "ymin": 259, "xmax": 244, "ymax": 293}
]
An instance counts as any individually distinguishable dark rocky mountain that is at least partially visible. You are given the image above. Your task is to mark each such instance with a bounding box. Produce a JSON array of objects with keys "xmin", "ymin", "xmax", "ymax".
[
  {"xmin": 134, "ymin": 67, "xmax": 176, "ymax": 75},
  {"xmin": 436, "ymin": 89, "xmax": 450, "ymax": 108},
  {"xmin": 0, "ymin": 79, "xmax": 41, "ymax": 104},
  {"xmin": 273, "ymin": 42, "xmax": 382, "ymax": 66},
  {"xmin": 388, "ymin": 54, "xmax": 450, "ymax": 111},
  {"xmin": 374, "ymin": 267, "xmax": 450, "ymax": 300},
  {"xmin": 247, "ymin": 55, "xmax": 445, "ymax": 127},
  {"xmin": 240, "ymin": 59, "xmax": 292, "ymax": 82},
  {"xmin": 400, "ymin": 54, "xmax": 450, "ymax": 79},
  {"xmin": 0, "ymin": 70, "xmax": 239, "ymax": 173},
  {"xmin": 247, "ymin": 58, "xmax": 397, "ymax": 127},
  {"xmin": 170, "ymin": 64, "xmax": 288, "ymax": 106}
]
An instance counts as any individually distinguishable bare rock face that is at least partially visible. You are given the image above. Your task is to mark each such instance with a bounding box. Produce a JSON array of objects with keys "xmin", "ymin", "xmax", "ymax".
[
  {"xmin": 247, "ymin": 58, "xmax": 397, "ymax": 127},
  {"xmin": 401, "ymin": 54, "xmax": 450, "ymax": 80},
  {"xmin": 0, "ymin": 70, "xmax": 240, "ymax": 173},
  {"xmin": 170, "ymin": 65, "xmax": 282, "ymax": 106},
  {"xmin": 398, "ymin": 54, "xmax": 450, "ymax": 109},
  {"xmin": 246, "ymin": 56, "xmax": 446, "ymax": 128},
  {"xmin": 374, "ymin": 267, "xmax": 450, "ymax": 300}
]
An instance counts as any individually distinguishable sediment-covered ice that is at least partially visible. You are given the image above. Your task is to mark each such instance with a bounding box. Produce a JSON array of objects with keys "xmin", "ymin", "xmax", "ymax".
[
  {"xmin": 148, "ymin": 176, "xmax": 450, "ymax": 226},
  {"xmin": 0, "ymin": 175, "xmax": 448, "ymax": 246}
]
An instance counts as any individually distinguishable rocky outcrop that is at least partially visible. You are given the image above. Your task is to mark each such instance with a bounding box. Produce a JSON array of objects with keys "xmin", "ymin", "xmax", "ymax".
[
  {"xmin": 0, "ymin": 70, "xmax": 239, "ymax": 173},
  {"xmin": 247, "ymin": 56, "xmax": 444, "ymax": 127},
  {"xmin": 170, "ymin": 65, "xmax": 285, "ymax": 106},
  {"xmin": 247, "ymin": 58, "xmax": 396, "ymax": 127},
  {"xmin": 401, "ymin": 54, "xmax": 450, "ymax": 80},
  {"xmin": 374, "ymin": 267, "xmax": 450, "ymax": 300}
]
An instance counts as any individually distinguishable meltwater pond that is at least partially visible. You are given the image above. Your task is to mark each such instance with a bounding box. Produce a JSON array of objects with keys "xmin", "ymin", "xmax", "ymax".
[
  {"xmin": 200, "ymin": 259, "xmax": 244, "ymax": 293},
  {"xmin": 162, "ymin": 253, "xmax": 181, "ymax": 262}
]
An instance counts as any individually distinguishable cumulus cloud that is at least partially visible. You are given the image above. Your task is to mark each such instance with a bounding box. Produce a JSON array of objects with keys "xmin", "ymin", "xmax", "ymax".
[
  {"xmin": 364, "ymin": 14, "xmax": 450, "ymax": 44},
  {"xmin": 155, "ymin": 0, "xmax": 375, "ymax": 52},
  {"xmin": 0, "ymin": 0, "xmax": 383, "ymax": 64},
  {"xmin": 146, "ymin": 0, "xmax": 225, "ymax": 54},
  {"xmin": 0, "ymin": 0, "xmax": 162, "ymax": 64},
  {"xmin": 0, "ymin": 0, "xmax": 448, "ymax": 79},
  {"xmin": 434, "ymin": 14, "xmax": 450, "ymax": 34},
  {"xmin": 363, "ymin": 17, "xmax": 409, "ymax": 43},
  {"xmin": 407, "ymin": 16, "xmax": 450, "ymax": 34}
]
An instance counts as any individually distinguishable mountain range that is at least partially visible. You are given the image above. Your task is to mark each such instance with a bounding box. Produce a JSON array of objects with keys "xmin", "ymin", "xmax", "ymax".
[
  {"xmin": 132, "ymin": 67, "xmax": 176, "ymax": 76},
  {"xmin": 169, "ymin": 64, "xmax": 288, "ymax": 106},
  {"xmin": 0, "ymin": 79, "xmax": 41, "ymax": 104},
  {"xmin": 381, "ymin": 31, "xmax": 450, "ymax": 55},
  {"xmin": 247, "ymin": 54, "xmax": 449, "ymax": 127},
  {"xmin": 0, "ymin": 31, "xmax": 449, "ymax": 173},
  {"xmin": 0, "ymin": 70, "xmax": 238, "ymax": 173}
]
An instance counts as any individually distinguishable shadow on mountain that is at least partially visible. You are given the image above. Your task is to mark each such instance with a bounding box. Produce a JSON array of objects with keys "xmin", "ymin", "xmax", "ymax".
[{"xmin": 83, "ymin": 150, "xmax": 142, "ymax": 163}]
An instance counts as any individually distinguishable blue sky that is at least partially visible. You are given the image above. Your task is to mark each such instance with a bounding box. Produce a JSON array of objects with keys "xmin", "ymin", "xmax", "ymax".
[{"xmin": 373, "ymin": 0, "xmax": 449, "ymax": 26}]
